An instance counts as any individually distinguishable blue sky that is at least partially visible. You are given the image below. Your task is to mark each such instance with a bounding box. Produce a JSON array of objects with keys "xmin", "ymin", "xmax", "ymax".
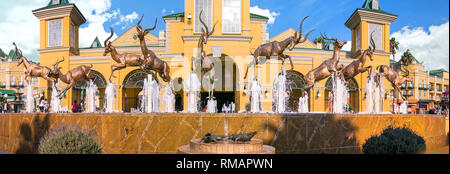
[{"xmin": 105, "ymin": 0, "xmax": 449, "ymax": 41}]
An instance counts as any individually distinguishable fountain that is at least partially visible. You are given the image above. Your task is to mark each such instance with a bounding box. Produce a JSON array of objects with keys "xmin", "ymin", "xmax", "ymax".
[
  {"xmin": 206, "ymin": 98, "xmax": 217, "ymax": 113},
  {"xmin": 249, "ymin": 76, "xmax": 263, "ymax": 113},
  {"xmin": 331, "ymin": 73, "xmax": 349, "ymax": 113},
  {"xmin": 273, "ymin": 65, "xmax": 287, "ymax": 113},
  {"xmin": 366, "ymin": 72, "xmax": 384, "ymax": 113},
  {"xmin": 50, "ymin": 80, "xmax": 63, "ymax": 113},
  {"xmin": 178, "ymin": 131, "xmax": 275, "ymax": 154},
  {"xmin": 140, "ymin": 74, "xmax": 160, "ymax": 113},
  {"xmin": 162, "ymin": 85, "xmax": 175, "ymax": 113},
  {"xmin": 104, "ymin": 82, "xmax": 116, "ymax": 113},
  {"xmin": 399, "ymin": 101, "xmax": 408, "ymax": 114},
  {"xmin": 185, "ymin": 73, "xmax": 201, "ymax": 113},
  {"xmin": 25, "ymin": 79, "xmax": 34, "ymax": 113},
  {"xmin": 86, "ymin": 80, "xmax": 98, "ymax": 113},
  {"xmin": 298, "ymin": 91, "xmax": 309, "ymax": 113}
]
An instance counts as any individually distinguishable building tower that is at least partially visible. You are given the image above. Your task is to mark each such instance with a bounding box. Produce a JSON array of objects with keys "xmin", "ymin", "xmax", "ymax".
[
  {"xmin": 32, "ymin": 0, "xmax": 86, "ymax": 106},
  {"xmin": 345, "ymin": 0, "xmax": 398, "ymax": 112}
]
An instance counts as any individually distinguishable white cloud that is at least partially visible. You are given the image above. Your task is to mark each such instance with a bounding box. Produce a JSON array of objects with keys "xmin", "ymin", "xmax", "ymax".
[
  {"xmin": 250, "ymin": 6, "xmax": 280, "ymax": 25},
  {"xmin": 391, "ymin": 21, "xmax": 449, "ymax": 71},
  {"xmin": 162, "ymin": 8, "xmax": 167, "ymax": 15},
  {"xmin": 0, "ymin": 0, "xmax": 139, "ymax": 63},
  {"xmin": 0, "ymin": 0, "xmax": 42, "ymax": 62},
  {"xmin": 342, "ymin": 41, "xmax": 352, "ymax": 52}
]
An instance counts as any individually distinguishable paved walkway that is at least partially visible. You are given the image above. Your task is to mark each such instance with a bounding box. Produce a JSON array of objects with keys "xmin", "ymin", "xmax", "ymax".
[{"xmin": 425, "ymin": 146, "xmax": 449, "ymax": 154}]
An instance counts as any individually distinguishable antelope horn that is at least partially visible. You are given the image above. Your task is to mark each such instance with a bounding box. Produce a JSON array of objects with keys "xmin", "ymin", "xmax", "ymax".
[
  {"xmin": 199, "ymin": 10, "xmax": 209, "ymax": 35},
  {"xmin": 53, "ymin": 57, "xmax": 65, "ymax": 68},
  {"xmin": 104, "ymin": 27, "xmax": 114, "ymax": 47},
  {"xmin": 209, "ymin": 21, "xmax": 218, "ymax": 36},
  {"xmin": 299, "ymin": 29, "xmax": 315, "ymax": 43},
  {"xmin": 12, "ymin": 42, "xmax": 23, "ymax": 58},
  {"xmin": 320, "ymin": 32, "xmax": 338, "ymax": 42},
  {"xmin": 297, "ymin": 16, "xmax": 309, "ymax": 42},
  {"xmin": 144, "ymin": 18, "xmax": 158, "ymax": 32},
  {"xmin": 137, "ymin": 14, "xmax": 144, "ymax": 28},
  {"xmin": 370, "ymin": 31, "xmax": 376, "ymax": 51}
]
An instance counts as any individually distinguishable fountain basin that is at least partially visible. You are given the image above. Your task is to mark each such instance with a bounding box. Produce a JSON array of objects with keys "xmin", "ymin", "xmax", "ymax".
[{"xmin": 178, "ymin": 138, "xmax": 275, "ymax": 154}]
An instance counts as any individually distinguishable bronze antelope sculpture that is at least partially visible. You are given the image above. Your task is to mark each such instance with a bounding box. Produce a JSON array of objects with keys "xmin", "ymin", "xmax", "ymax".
[
  {"xmin": 244, "ymin": 16, "xmax": 314, "ymax": 79},
  {"xmin": 339, "ymin": 32, "xmax": 376, "ymax": 83},
  {"xmin": 14, "ymin": 42, "xmax": 56, "ymax": 82},
  {"xmin": 49, "ymin": 58, "xmax": 95, "ymax": 99},
  {"xmin": 197, "ymin": 10, "xmax": 218, "ymax": 98},
  {"xmin": 303, "ymin": 33, "xmax": 347, "ymax": 90},
  {"xmin": 136, "ymin": 15, "xmax": 171, "ymax": 83},
  {"xmin": 103, "ymin": 28, "xmax": 147, "ymax": 82},
  {"xmin": 376, "ymin": 65, "xmax": 410, "ymax": 100},
  {"xmin": 197, "ymin": 10, "xmax": 218, "ymax": 74}
]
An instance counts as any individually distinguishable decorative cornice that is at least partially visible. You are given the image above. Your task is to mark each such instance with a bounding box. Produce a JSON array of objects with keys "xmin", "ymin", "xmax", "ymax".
[
  {"xmin": 182, "ymin": 35, "xmax": 252, "ymax": 42},
  {"xmin": 286, "ymin": 49, "xmax": 353, "ymax": 57},
  {"xmin": 345, "ymin": 9, "xmax": 397, "ymax": 29},
  {"xmin": 352, "ymin": 49, "xmax": 391, "ymax": 57},
  {"xmin": 32, "ymin": 4, "xmax": 86, "ymax": 26},
  {"xmin": 321, "ymin": 57, "xmax": 355, "ymax": 64},
  {"xmin": 38, "ymin": 46, "xmax": 71, "ymax": 53},
  {"xmin": 79, "ymin": 46, "xmax": 166, "ymax": 54},
  {"xmin": 70, "ymin": 53, "xmax": 183, "ymax": 61}
]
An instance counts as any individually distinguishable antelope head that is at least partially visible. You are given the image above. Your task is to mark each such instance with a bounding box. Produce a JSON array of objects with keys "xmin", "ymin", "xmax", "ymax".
[
  {"xmin": 13, "ymin": 42, "xmax": 24, "ymax": 66},
  {"xmin": 49, "ymin": 57, "xmax": 65, "ymax": 79},
  {"xmin": 290, "ymin": 16, "xmax": 315, "ymax": 51},
  {"xmin": 321, "ymin": 32, "xmax": 347, "ymax": 49},
  {"xmin": 103, "ymin": 28, "xmax": 114, "ymax": 56},
  {"xmin": 199, "ymin": 10, "xmax": 218, "ymax": 44},
  {"xmin": 136, "ymin": 14, "xmax": 157, "ymax": 40}
]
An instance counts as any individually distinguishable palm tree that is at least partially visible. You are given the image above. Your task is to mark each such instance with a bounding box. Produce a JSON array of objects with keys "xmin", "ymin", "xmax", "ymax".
[
  {"xmin": 314, "ymin": 37, "xmax": 325, "ymax": 49},
  {"xmin": 400, "ymin": 49, "xmax": 414, "ymax": 67},
  {"xmin": 390, "ymin": 38, "xmax": 400, "ymax": 62},
  {"xmin": 399, "ymin": 49, "xmax": 414, "ymax": 78}
]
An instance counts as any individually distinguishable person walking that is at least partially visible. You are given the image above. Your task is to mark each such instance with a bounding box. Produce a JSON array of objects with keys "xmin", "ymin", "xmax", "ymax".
[
  {"xmin": 44, "ymin": 99, "xmax": 49, "ymax": 113},
  {"xmin": 3, "ymin": 101, "xmax": 9, "ymax": 113}
]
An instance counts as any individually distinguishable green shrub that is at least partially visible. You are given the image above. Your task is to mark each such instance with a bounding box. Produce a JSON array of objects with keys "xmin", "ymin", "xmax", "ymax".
[
  {"xmin": 38, "ymin": 126, "xmax": 102, "ymax": 154},
  {"xmin": 363, "ymin": 126, "xmax": 426, "ymax": 154}
]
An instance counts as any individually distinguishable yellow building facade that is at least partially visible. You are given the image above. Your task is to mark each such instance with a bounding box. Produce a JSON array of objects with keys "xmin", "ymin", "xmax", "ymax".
[{"xmin": 30, "ymin": 0, "xmax": 448, "ymax": 113}]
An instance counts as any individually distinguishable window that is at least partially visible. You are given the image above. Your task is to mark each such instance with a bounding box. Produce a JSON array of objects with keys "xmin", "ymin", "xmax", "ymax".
[
  {"xmin": 355, "ymin": 27, "xmax": 361, "ymax": 51},
  {"xmin": 2, "ymin": 77, "xmax": 5, "ymax": 86},
  {"xmin": 52, "ymin": 0, "xmax": 60, "ymax": 5},
  {"xmin": 222, "ymin": 0, "xmax": 241, "ymax": 34},
  {"xmin": 48, "ymin": 19, "xmax": 62, "ymax": 47},
  {"xmin": 10, "ymin": 76, "xmax": 15, "ymax": 86},
  {"xmin": 368, "ymin": 23, "xmax": 382, "ymax": 50},
  {"xmin": 19, "ymin": 76, "xmax": 23, "ymax": 86},
  {"xmin": 70, "ymin": 23, "xmax": 75, "ymax": 48},
  {"xmin": 195, "ymin": 0, "xmax": 213, "ymax": 33}
]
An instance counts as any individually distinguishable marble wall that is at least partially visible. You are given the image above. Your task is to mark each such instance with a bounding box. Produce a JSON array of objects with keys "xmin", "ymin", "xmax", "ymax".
[{"xmin": 0, "ymin": 113, "xmax": 447, "ymax": 154}]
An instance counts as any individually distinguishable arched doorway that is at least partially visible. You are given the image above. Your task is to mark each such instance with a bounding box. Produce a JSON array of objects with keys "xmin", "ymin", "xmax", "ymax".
[
  {"xmin": 272, "ymin": 70, "xmax": 308, "ymax": 112},
  {"xmin": 198, "ymin": 54, "xmax": 238, "ymax": 112},
  {"xmin": 72, "ymin": 70, "xmax": 107, "ymax": 111},
  {"xmin": 122, "ymin": 69, "xmax": 156, "ymax": 112},
  {"xmin": 325, "ymin": 77, "xmax": 359, "ymax": 112},
  {"xmin": 172, "ymin": 77, "xmax": 184, "ymax": 112}
]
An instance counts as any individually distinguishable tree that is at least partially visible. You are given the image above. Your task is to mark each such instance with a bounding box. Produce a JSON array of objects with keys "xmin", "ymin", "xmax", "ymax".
[
  {"xmin": 390, "ymin": 38, "xmax": 400, "ymax": 62},
  {"xmin": 314, "ymin": 37, "xmax": 325, "ymax": 49},
  {"xmin": 400, "ymin": 49, "xmax": 414, "ymax": 67},
  {"xmin": 0, "ymin": 48, "xmax": 7, "ymax": 60}
]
